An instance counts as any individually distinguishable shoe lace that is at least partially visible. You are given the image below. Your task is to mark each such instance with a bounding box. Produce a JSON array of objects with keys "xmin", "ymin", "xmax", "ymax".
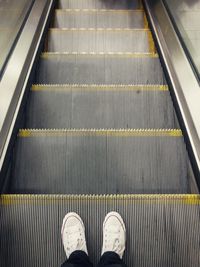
[{"xmin": 104, "ymin": 225, "xmax": 122, "ymax": 252}]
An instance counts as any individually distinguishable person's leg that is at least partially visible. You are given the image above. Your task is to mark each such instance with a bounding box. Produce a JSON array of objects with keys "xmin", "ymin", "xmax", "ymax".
[
  {"xmin": 97, "ymin": 212, "xmax": 127, "ymax": 267},
  {"xmin": 61, "ymin": 212, "xmax": 93, "ymax": 267}
]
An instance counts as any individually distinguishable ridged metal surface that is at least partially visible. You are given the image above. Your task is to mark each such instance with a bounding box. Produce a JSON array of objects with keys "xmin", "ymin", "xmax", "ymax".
[
  {"xmin": 25, "ymin": 85, "xmax": 178, "ymax": 129},
  {"xmin": 58, "ymin": 0, "xmax": 142, "ymax": 10},
  {"xmin": 2, "ymin": 0, "xmax": 199, "ymax": 266},
  {"xmin": 9, "ymin": 130, "xmax": 189, "ymax": 194},
  {"xmin": 54, "ymin": 10, "xmax": 146, "ymax": 29},
  {"xmin": 35, "ymin": 54, "xmax": 165, "ymax": 84},
  {"xmin": 47, "ymin": 29, "xmax": 155, "ymax": 53},
  {"xmin": 0, "ymin": 194, "xmax": 200, "ymax": 267}
]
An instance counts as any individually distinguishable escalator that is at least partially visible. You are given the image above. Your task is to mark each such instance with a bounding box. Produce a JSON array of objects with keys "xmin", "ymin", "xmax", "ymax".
[{"xmin": 0, "ymin": 0, "xmax": 199, "ymax": 266}]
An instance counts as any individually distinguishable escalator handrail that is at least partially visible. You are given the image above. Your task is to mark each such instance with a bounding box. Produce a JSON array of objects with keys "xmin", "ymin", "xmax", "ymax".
[
  {"xmin": 0, "ymin": 0, "xmax": 55, "ymax": 187},
  {"xmin": 162, "ymin": 0, "xmax": 200, "ymax": 83},
  {"xmin": 0, "ymin": 0, "xmax": 35, "ymax": 79},
  {"xmin": 144, "ymin": 0, "xmax": 200, "ymax": 191}
]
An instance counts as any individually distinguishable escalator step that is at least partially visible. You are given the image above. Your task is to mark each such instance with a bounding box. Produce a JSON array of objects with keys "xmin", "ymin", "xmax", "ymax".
[
  {"xmin": 47, "ymin": 29, "xmax": 155, "ymax": 53},
  {"xmin": 0, "ymin": 194, "xmax": 199, "ymax": 267},
  {"xmin": 9, "ymin": 129, "xmax": 190, "ymax": 194},
  {"xmin": 36, "ymin": 53, "xmax": 165, "ymax": 84},
  {"xmin": 58, "ymin": 0, "xmax": 142, "ymax": 10},
  {"xmin": 54, "ymin": 10, "xmax": 146, "ymax": 29},
  {"xmin": 26, "ymin": 85, "xmax": 178, "ymax": 129}
]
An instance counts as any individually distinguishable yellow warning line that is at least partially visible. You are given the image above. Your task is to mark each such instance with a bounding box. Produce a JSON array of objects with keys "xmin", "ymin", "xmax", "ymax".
[
  {"xmin": 32, "ymin": 84, "xmax": 168, "ymax": 92},
  {"xmin": 55, "ymin": 9, "xmax": 144, "ymax": 13},
  {"xmin": 41, "ymin": 52, "xmax": 158, "ymax": 58},
  {"xmin": 18, "ymin": 129, "xmax": 182, "ymax": 138},
  {"xmin": 147, "ymin": 29, "xmax": 156, "ymax": 54},
  {"xmin": 143, "ymin": 13, "xmax": 149, "ymax": 29},
  {"xmin": 1, "ymin": 194, "xmax": 199, "ymax": 205},
  {"xmin": 142, "ymin": 13, "xmax": 156, "ymax": 53},
  {"xmin": 49, "ymin": 28, "xmax": 151, "ymax": 32}
]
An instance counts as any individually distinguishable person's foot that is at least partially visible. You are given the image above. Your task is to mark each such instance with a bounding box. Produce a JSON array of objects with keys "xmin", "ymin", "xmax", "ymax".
[
  {"xmin": 61, "ymin": 212, "xmax": 88, "ymax": 258},
  {"xmin": 101, "ymin": 211, "xmax": 126, "ymax": 259}
]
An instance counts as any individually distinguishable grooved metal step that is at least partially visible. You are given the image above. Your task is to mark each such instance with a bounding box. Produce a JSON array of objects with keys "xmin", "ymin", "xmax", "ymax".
[
  {"xmin": 54, "ymin": 10, "xmax": 146, "ymax": 29},
  {"xmin": 36, "ymin": 53, "xmax": 165, "ymax": 84},
  {"xmin": 58, "ymin": 0, "xmax": 142, "ymax": 10},
  {"xmin": 26, "ymin": 85, "xmax": 178, "ymax": 129},
  {"xmin": 9, "ymin": 129, "xmax": 190, "ymax": 194},
  {"xmin": 2, "ymin": 1, "xmax": 199, "ymax": 266},
  {"xmin": 47, "ymin": 29, "xmax": 155, "ymax": 53},
  {"xmin": 0, "ymin": 194, "xmax": 199, "ymax": 267}
]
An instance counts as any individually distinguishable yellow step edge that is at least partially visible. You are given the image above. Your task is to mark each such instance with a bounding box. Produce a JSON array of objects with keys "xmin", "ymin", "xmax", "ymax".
[
  {"xmin": 55, "ymin": 9, "xmax": 144, "ymax": 13},
  {"xmin": 147, "ymin": 29, "xmax": 156, "ymax": 54},
  {"xmin": 142, "ymin": 13, "xmax": 156, "ymax": 53},
  {"xmin": 31, "ymin": 84, "xmax": 168, "ymax": 91},
  {"xmin": 41, "ymin": 52, "xmax": 158, "ymax": 58},
  {"xmin": 1, "ymin": 194, "xmax": 199, "ymax": 205},
  {"xmin": 143, "ymin": 12, "xmax": 149, "ymax": 29},
  {"xmin": 18, "ymin": 129, "xmax": 182, "ymax": 138}
]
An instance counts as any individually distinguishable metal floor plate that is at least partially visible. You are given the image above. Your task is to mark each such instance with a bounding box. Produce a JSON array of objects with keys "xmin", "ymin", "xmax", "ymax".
[
  {"xmin": 54, "ymin": 10, "xmax": 146, "ymax": 29},
  {"xmin": 0, "ymin": 194, "xmax": 199, "ymax": 267},
  {"xmin": 58, "ymin": 0, "xmax": 142, "ymax": 10},
  {"xmin": 26, "ymin": 85, "xmax": 179, "ymax": 129},
  {"xmin": 9, "ymin": 130, "xmax": 189, "ymax": 194},
  {"xmin": 47, "ymin": 29, "xmax": 155, "ymax": 53},
  {"xmin": 36, "ymin": 54, "xmax": 166, "ymax": 84}
]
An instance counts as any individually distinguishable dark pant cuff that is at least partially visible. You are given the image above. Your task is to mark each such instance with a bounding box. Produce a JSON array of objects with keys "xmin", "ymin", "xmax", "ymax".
[
  {"xmin": 61, "ymin": 250, "xmax": 93, "ymax": 267},
  {"xmin": 98, "ymin": 251, "xmax": 127, "ymax": 267}
]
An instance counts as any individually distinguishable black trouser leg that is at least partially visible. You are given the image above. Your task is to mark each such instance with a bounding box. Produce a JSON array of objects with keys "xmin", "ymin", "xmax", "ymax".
[
  {"xmin": 97, "ymin": 252, "xmax": 127, "ymax": 267},
  {"xmin": 61, "ymin": 251, "xmax": 93, "ymax": 267}
]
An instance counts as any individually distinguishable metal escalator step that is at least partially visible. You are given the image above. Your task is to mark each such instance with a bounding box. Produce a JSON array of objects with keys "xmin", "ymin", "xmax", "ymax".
[
  {"xmin": 58, "ymin": 0, "xmax": 142, "ymax": 10},
  {"xmin": 26, "ymin": 85, "xmax": 178, "ymax": 129},
  {"xmin": 54, "ymin": 10, "xmax": 146, "ymax": 29},
  {"xmin": 47, "ymin": 29, "xmax": 155, "ymax": 53},
  {"xmin": 0, "ymin": 194, "xmax": 199, "ymax": 267},
  {"xmin": 9, "ymin": 129, "xmax": 189, "ymax": 194},
  {"xmin": 36, "ymin": 53, "xmax": 165, "ymax": 84}
]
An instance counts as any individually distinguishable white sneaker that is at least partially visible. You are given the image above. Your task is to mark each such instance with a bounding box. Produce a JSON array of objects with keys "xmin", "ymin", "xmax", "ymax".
[
  {"xmin": 61, "ymin": 212, "xmax": 88, "ymax": 258},
  {"xmin": 101, "ymin": 212, "xmax": 126, "ymax": 259}
]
